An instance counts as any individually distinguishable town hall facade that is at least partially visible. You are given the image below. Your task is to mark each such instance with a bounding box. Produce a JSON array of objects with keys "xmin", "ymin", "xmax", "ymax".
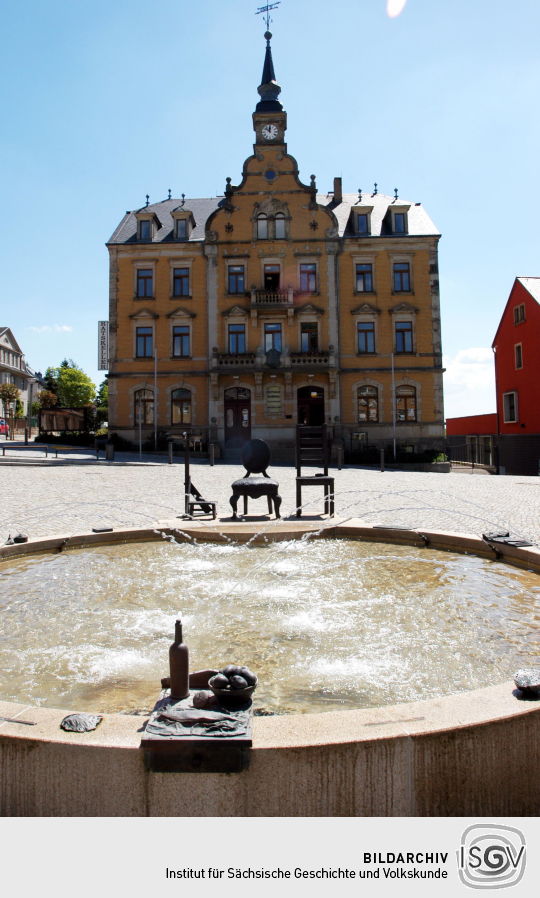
[{"xmin": 106, "ymin": 32, "xmax": 444, "ymax": 458}]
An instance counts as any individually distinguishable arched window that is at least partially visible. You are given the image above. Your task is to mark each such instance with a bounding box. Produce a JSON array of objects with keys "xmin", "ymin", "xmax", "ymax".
[
  {"xmin": 357, "ymin": 385, "xmax": 378, "ymax": 423},
  {"xmin": 275, "ymin": 213, "xmax": 286, "ymax": 239},
  {"xmin": 134, "ymin": 388, "xmax": 154, "ymax": 425},
  {"xmin": 396, "ymin": 385, "xmax": 417, "ymax": 422},
  {"xmin": 171, "ymin": 388, "xmax": 192, "ymax": 425},
  {"xmin": 256, "ymin": 214, "xmax": 268, "ymax": 239}
]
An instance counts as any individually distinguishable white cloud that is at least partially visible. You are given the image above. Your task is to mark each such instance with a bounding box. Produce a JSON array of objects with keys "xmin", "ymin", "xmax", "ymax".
[
  {"xmin": 387, "ymin": 0, "xmax": 408, "ymax": 17},
  {"xmin": 28, "ymin": 325, "xmax": 73, "ymax": 333},
  {"xmin": 443, "ymin": 347, "xmax": 496, "ymax": 419}
]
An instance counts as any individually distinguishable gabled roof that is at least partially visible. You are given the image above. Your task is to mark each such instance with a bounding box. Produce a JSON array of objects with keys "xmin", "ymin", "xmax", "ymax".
[
  {"xmin": 0, "ymin": 327, "xmax": 23, "ymax": 354},
  {"xmin": 516, "ymin": 276, "xmax": 540, "ymax": 304},
  {"xmin": 492, "ymin": 276, "xmax": 540, "ymax": 347}
]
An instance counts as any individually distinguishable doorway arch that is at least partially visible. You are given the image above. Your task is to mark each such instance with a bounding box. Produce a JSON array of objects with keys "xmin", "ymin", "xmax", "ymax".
[
  {"xmin": 224, "ymin": 387, "xmax": 252, "ymax": 447},
  {"xmin": 297, "ymin": 385, "xmax": 325, "ymax": 426}
]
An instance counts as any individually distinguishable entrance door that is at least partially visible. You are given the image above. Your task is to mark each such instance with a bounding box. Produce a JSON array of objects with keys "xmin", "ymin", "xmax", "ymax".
[
  {"xmin": 224, "ymin": 387, "xmax": 251, "ymax": 447},
  {"xmin": 297, "ymin": 386, "xmax": 325, "ymax": 426}
]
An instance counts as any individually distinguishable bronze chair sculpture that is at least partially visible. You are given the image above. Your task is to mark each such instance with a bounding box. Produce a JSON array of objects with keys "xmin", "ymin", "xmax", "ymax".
[{"xmin": 230, "ymin": 439, "xmax": 282, "ymax": 520}]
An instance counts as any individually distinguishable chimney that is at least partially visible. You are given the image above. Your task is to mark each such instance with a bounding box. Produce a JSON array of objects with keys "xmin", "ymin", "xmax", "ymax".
[{"xmin": 333, "ymin": 177, "xmax": 342, "ymax": 204}]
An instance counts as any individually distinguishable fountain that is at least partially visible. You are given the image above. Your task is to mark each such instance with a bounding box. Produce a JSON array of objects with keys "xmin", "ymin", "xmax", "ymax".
[{"xmin": 0, "ymin": 486, "xmax": 539, "ymax": 815}]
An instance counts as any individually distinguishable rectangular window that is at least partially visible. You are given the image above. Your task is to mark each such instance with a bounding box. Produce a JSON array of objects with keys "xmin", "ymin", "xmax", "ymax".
[
  {"xmin": 264, "ymin": 322, "xmax": 282, "ymax": 351},
  {"xmin": 515, "ymin": 343, "xmax": 523, "ymax": 369},
  {"xmin": 136, "ymin": 269, "xmax": 153, "ymax": 297},
  {"xmin": 227, "ymin": 265, "xmax": 245, "ymax": 294},
  {"xmin": 355, "ymin": 263, "xmax": 373, "ymax": 292},
  {"xmin": 395, "ymin": 321, "xmax": 413, "ymax": 353},
  {"xmin": 503, "ymin": 391, "xmax": 518, "ymax": 423},
  {"xmin": 172, "ymin": 325, "xmax": 190, "ymax": 357},
  {"xmin": 136, "ymin": 326, "xmax": 153, "ymax": 358},
  {"xmin": 300, "ymin": 322, "xmax": 318, "ymax": 352},
  {"xmin": 139, "ymin": 220, "xmax": 151, "ymax": 240},
  {"xmin": 393, "ymin": 262, "xmax": 411, "ymax": 292},
  {"xmin": 172, "ymin": 267, "xmax": 190, "ymax": 296},
  {"xmin": 357, "ymin": 321, "xmax": 376, "ymax": 353},
  {"xmin": 228, "ymin": 323, "xmax": 246, "ymax": 354},
  {"xmin": 299, "ymin": 263, "xmax": 317, "ymax": 293},
  {"xmin": 514, "ymin": 304, "xmax": 526, "ymax": 324},
  {"xmin": 356, "ymin": 213, "xmax": 369, "ymax": 235},
  {"xmin": 275, "ymin": 215, "xmax": 286, "ymax": 239},
  {"xmin": 175, "ymin": 219, "xmax": 187, "ymax": 240},
  {"xmin": 263, "ymin": 264, "xmax": 280, "ymax": 289},
  {"xmin": 393, "ymin": 212, "xmax": 406, "ymax": 233}
]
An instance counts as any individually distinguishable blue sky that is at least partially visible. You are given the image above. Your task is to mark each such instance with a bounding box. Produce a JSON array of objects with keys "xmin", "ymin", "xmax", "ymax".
[{"xmin": 2, "ymin": 0, "xmax": 539, "ymax": 417}]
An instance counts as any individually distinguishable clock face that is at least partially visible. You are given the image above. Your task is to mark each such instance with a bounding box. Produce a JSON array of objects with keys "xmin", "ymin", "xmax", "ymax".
[{"xmin": 261, "ymin": 123, "xmax": 279, "ymax": 141}]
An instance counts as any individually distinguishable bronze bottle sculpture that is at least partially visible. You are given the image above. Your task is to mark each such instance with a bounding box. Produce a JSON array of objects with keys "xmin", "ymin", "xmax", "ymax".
[{"xmin": 169, "ymin": 618, "xmax": 190, "ymax": 701}]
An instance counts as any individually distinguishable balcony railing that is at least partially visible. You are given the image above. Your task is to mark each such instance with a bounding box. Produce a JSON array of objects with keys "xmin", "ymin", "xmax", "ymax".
[
  {"xmin": 212, "ymin": 352, "xmax": 256, "ymax": 369},
  {"xmin": 251, "ymin": 287, "xmax": 294, "ymax": 306},
  {"xmin": 289, "ymin": 351, "xmax": 331, "ymax": 368}
]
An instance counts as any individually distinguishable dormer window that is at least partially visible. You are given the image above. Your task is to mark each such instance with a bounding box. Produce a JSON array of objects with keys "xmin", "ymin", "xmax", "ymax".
[
  {"xmin": 138, "ymin": 219, "xmax": 152, "ymax": 241},
  {"xmin": 175, "ymin": 219, "xmax": 187, "ymax": 240},
  {"xmin": 389, "ymin": 205, "xmax": 410, "ymax": 235},
  {"xmin": 171, "ymin": 209, "xmax": 195, "ymax": 241},
  {"xmin": 356, "ymin": 213, "xmax": 370, "ymax": 235}
]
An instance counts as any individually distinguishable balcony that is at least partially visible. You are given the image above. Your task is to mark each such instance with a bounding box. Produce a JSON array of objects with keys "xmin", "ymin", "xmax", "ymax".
[
  {"xmin": 250, "ymin": 287, "xmax": 294, "ymax": 307},
  {"xmin": 289, "ymin": 350, "xmax": 335, "ymax": 370},
  {"xmin": 211, "ymin": 352, "xmax": 256, "ymax": 372}
]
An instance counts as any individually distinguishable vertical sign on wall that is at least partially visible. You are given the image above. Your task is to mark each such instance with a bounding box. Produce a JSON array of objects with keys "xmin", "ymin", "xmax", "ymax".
[{"xmin": 98, "ymin": 321, "xmax": 109, "ymax": 371}]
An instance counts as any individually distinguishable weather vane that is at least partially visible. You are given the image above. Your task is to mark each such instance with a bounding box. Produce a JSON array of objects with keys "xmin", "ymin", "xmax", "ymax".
[{"xmin": 256, "ymin": 2, "xmax": 281, "ymax": 31}]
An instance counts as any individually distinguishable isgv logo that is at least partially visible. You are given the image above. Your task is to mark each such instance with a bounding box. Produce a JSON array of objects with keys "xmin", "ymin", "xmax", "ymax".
[{"xmin": 458, "ymin": 824, "xmax": 526, "ymax": 889}]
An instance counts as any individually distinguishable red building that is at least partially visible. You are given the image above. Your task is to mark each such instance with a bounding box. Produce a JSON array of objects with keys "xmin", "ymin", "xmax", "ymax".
[
  {"xmin": 492, "ymin": 277, "xmax": 540, "ymax": 434},
  {"xmin": 446, "ymin": 277, "xmax": 540, "ymax": 475}
]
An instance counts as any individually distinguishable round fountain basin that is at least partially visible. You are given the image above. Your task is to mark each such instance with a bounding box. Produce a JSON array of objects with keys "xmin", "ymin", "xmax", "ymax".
[{"xmin": 0, "ymin": 533, "xmax": 538, "ymax": 714}]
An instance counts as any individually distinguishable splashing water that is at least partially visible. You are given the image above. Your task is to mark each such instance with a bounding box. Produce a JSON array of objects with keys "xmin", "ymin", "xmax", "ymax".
[{"xmin": 0, "ymin": 537, "xmax": 537, "ymax": 715}]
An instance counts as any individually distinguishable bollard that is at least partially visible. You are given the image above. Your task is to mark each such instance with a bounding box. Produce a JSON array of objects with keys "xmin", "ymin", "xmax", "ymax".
[
  {"xmin": 105, "ymin": 441, "xmax": 115, "ymax": 461},
  {"xmin": 209, "ymin": 442, "xmax": 215, "ymax": 466},
  {"xmin": 380, "ymin": 448, "xmax": 385, "ymax": 472},
  {"xmin": 337, "ymin": 445, "xmax": 343, "ymax": 470},
  {"xmin": 168, "ymin": 441, "xmax": 174, "ymax": 464}
]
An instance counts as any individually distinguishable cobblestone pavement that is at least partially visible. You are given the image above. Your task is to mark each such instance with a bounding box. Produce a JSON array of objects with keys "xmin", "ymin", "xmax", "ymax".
[{"xmin": 0, "ymin": 453, "xmax": 539, "ymax": 545}]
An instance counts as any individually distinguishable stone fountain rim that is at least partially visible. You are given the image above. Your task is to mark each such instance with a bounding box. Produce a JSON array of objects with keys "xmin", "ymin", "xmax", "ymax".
[{"xmin": 0, "ymin": 519, "xmax": 539, "ymax": 752}]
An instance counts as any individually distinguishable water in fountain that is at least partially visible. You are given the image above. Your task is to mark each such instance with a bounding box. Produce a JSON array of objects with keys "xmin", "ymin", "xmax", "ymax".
[
  {"xmin": 1, "ymin": 460, "xmax": 538, "ymax": 717},
  {"xmin": 0, "ymin": 534, "xmax": 538, "ymax": 715}
]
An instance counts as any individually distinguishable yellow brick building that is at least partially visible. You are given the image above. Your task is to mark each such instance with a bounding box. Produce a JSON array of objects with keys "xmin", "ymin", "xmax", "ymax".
[{"xmin": 107, "ymin": 32, "xmax": 444, "ymax": 459}]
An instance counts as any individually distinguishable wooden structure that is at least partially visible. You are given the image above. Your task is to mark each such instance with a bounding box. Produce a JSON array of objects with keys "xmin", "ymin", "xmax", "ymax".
[{"xmin": 295, "ymin": 425, "xmax": 335, "ymax": 517}]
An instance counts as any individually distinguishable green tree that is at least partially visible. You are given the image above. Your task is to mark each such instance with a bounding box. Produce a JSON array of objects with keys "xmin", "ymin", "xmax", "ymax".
[
  {"xmin": 0, "ymin": 383, "xmax": 20, "ymax": 416},
  {"xmin": 56, "ymin": 364, "xmax": 96, "ymax": 407},
  {"xmin": 43, "ymin": 366, "xmax": 59, "ymax": 395},
  {"xmin": 96, "ymin": 379, "xmax": 108, "ymax": 426},
  {"xmin": 36, "ymin": 389, "xmax": 58, "ymax": 408}
]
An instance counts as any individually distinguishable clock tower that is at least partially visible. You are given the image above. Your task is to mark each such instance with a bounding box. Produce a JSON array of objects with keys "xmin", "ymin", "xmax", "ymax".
[{"xmin": 252, "ymin": 30, "xmax": 287, "ymax": 147}]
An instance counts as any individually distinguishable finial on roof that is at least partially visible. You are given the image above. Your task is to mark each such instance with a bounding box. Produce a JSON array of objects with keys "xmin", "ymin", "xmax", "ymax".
[
  {"xmin": 181, "ymin": 193, "xmax": 185, "ymax": 206},
  {"xmin": 358, "ymin": 188, "xmax": 362, "ymax": 202},
  {"xmin": 145, "ymin": 194, "xmax": 150, "ymax": 207},
  {"xmin": 256, "ymin": 2, "xmax": 281, "ymax": 32},
  {"xmin": 168, "ymin": 188, "xmax": 172, "ymax": 200},
  {"xmin": 372, "ymin": 182, "xmax": 378, "ymax": 196},
  {"xmin": 394, "ymin": 187, "xmax": 399, "ymax": 201}
]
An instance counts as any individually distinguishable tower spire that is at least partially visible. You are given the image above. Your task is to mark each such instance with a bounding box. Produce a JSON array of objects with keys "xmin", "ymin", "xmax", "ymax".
[
  {"xmin": 255, "ymin": 4, "xmax": 282, "ymax": 111},
  {"xmin": 256, "ymin": 31, "xmax": 282, "ymax": 111}
]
